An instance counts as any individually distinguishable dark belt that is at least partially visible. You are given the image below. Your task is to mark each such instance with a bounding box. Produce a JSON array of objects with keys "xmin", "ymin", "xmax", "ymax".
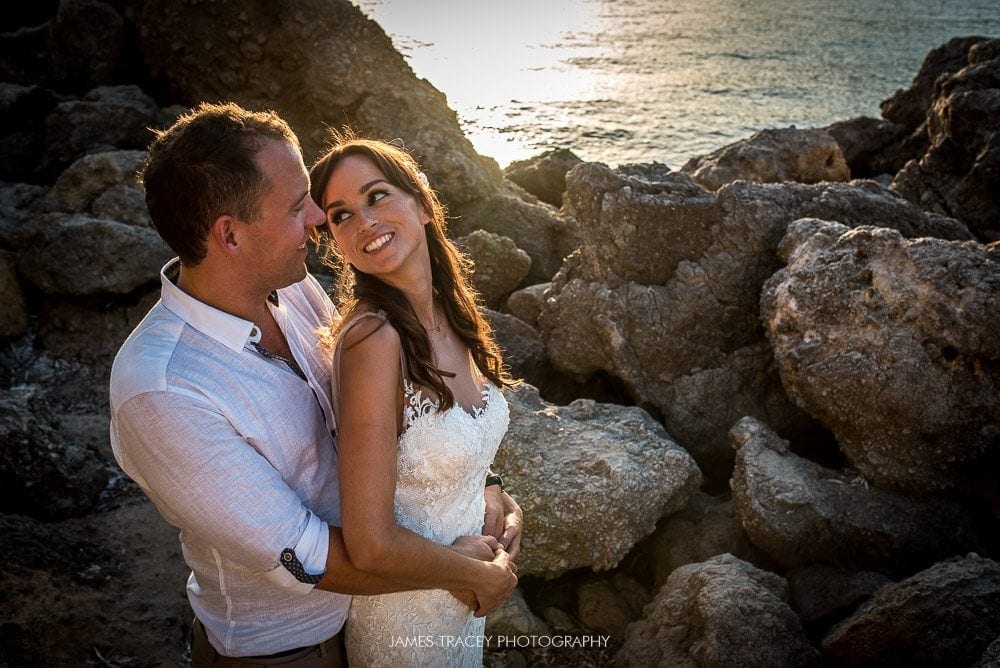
[{"xmin": 191, "ymin": 618, "xmax": 346, "ymax": 667}]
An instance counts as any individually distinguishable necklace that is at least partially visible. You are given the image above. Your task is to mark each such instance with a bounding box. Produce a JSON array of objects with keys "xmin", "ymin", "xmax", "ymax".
[{"xmin": 425, "ymin": 312, "xmax": 442, "ymax": 333}]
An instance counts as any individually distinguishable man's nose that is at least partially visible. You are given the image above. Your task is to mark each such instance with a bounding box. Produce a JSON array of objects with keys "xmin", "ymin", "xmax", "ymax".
[{"xmin": 304, "ymin": 198, "xmax": 324, "ymax": 228}]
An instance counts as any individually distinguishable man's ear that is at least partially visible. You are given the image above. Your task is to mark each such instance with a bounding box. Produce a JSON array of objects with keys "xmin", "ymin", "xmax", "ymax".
[{"xmin": 209, "ymin": 214, "xmax": 241, "ymax": 256}]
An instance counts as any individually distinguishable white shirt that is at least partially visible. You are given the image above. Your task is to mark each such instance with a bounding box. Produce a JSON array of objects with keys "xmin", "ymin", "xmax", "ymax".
[{"xmin": 109, "ymin": 260, "xmax": 349, "ymax": 656}]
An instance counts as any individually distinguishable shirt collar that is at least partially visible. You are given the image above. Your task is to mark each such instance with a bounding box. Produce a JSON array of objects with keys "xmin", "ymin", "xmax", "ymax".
[{"xmin": 158, "ymin": 258, "xmax": 280, "ymax": 354}]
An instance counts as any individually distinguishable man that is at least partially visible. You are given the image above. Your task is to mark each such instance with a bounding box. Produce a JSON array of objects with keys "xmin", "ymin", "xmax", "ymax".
[{"xmin": 110, "ymin": 102, "xmax": 521, "ymax": 666}]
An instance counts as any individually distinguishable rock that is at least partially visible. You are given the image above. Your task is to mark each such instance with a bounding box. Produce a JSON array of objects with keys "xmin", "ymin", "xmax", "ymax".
[
  {"xmin": 824, "ymin": 116, "xmax": 911, "ymax": 178},
  {"xmin": 136, "ymin": 0, "xmax": 575, "ymax": 282},
  {"xmin": 616, "ymin": 553, "xmax": 820, "ymax": 667},
  {"xmin": 577, "ymin": 574, "xmax": 649, "ymax": 638},
  {"xmin": 456, "ymin": 230, "xmax": 531, "ymax": 309},
  {"xmin": 485, "ymin": 310, "xmax": 549, "ymax": 387},
  {"xmin": 40, "ymin": 86, "xmax": 172, "ymax": 179},
  {"xmin": 505, "ymin": 148, "xmax": 584, "ymax": 207},
  {"xmin": 505, "ymin": 282, "xmax": 550, "ymax": 328},
  {"xmin": 822, "ymin": 555, "xmax": 1000, "ymax": 667},
  {"xmin": 786, "ymin": 564, "xmax": 891, "ymax": 624},
  {"xmin": 0, "ymin": 250, "xmax": 28, "ymax": 338},
  {"xmin": 91, "ymin": 184, "xmax": 152, "ymax": 228},
  {"xmin": 17, "ymin": 213, "xmax": 171, "ymax": 295},
  {"xmin": 50, "ymin": 0, "xmax": 125, "ymax": 92},
  {"xmin": 0, "ymin": 500, "xmax": 189, "ymax": 665},
  {"xmin": 887, "ymin": 37, "xmax": 1000, "ymax": 240},
  {"xmin": 761, "ymin": 219, "xmax": 1000, "ymax": 497},
  {"xmin": 43, "ymin": 150, "xmax": 147, "ymax": 216},
  {"xmin": 681, "ymin": 127, "xmax": 850, "ymax": 191},
  {"xmin": 37, "ymin": 290, "xmax": 160, "ymax": 363},
  {"xmin": 0, "ymin": 389, "xmax": 110, "ymax": 520},
  {"xmin": 973, "ymin": 635, "xmax": 1000, "ymax": 668},
  {"xmin": 452, "ymin": 190, "xmax": 578, "ymax": 283},
  {"xmin": 644, "ymin": 491, "xmax": 771, "ymax": 590},
  {"xmin": 541, "ymin": 163, "xmax": 971, "ymax": 479},
  {"xmin": 493, "ymin": 384, "xmax": 702, "ymax": 578},
  {"xmin": 0, "ymin": 0, "xmax": 124, "ymax": 93},
  {"xmin": 729, "ymin": 416, "xmax": 982, "ymax": 574},
  {"xmin": 0, "ymin": 84, "xmax": 62, "ymax": 182},
  {"xmin": 486, "ymin": 588, "xmax": 550, "ymax": 641},
  {"xmin": 880, "ymin": 36, "xmax": 987, "ymax": 131}
]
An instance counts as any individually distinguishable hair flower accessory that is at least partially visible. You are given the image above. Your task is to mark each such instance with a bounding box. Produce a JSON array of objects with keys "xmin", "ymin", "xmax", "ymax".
[{"xmin": 416, "ymin": 171, "xmax": 429, "ymax": 189}]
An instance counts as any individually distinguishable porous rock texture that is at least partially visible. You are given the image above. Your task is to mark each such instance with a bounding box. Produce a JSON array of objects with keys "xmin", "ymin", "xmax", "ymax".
[
  {"xmin": 616, "ymin": 553, "xmax": 820, "ymax": 668},
  {"xmin": 761, "ymin": 218, "xmax": 1000, "ymax": 499},
  {"xmin": 493, "ymin": 383, "xmax": 702, "ymax": 578}
]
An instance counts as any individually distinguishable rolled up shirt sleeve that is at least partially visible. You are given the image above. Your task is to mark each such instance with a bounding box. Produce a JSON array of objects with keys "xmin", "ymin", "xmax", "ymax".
[{"xmin": 113, "ymin": 390, "xmax": 325, "ymax": 583}]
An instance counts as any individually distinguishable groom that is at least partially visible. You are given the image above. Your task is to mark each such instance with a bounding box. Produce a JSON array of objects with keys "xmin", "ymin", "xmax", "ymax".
[{"xmin": 109, "ymin": 102, "xmax": 521, "ymax": 666}]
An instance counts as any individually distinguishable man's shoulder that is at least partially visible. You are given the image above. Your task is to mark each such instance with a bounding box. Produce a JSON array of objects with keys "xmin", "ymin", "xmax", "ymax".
[{"xmin": 109, "ymin": 301, "xmax": 185, "ymax": 409}]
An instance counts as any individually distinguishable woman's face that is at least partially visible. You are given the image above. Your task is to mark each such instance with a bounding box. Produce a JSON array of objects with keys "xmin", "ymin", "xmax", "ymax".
[{"xmin": 320, "ymin": 154, "xmax": 431, "ymax": 284}]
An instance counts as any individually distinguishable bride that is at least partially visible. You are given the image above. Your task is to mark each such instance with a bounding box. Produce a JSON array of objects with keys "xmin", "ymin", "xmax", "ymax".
[{"xmin": 310, "ymin": 134, "xmax": 519, "ymax": 666}]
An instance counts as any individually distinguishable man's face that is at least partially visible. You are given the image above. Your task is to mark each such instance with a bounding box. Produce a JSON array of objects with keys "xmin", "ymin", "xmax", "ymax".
[{"xmin": 241, "ymin": 139, "xmax": 325, "ymax": 292}]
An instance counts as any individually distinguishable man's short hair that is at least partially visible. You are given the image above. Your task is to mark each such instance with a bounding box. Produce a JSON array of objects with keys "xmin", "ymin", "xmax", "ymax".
[{"xmin": 140, "ymin": 102, "xmax": 299, "ymax": 266}]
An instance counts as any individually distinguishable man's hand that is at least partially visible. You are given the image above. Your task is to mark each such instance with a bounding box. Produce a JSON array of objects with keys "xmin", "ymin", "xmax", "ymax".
[
  {"xmin": 450, "ymin": 534, "xmax": 499, "ymax": 561},
  {"xmin": 484, "ymin": 486, "xmax": 522, "ymax": 561}
]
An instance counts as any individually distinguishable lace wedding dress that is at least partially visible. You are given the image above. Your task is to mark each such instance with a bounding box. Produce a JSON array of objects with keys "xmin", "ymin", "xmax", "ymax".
[{"xmin": 335, "ymin": 313, "xmax": 510, "ymax": 668}]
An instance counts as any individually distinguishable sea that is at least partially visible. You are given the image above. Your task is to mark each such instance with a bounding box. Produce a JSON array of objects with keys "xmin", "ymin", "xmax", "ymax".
[{"xmin": 356, "ymin": 0, "xmax": 1000, "ymax": 169}]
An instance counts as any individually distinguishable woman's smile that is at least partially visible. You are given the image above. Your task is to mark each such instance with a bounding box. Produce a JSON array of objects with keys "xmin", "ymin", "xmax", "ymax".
[{"xmin": 364, "ymin": 232, "xmax": 395, "ymax": 254}]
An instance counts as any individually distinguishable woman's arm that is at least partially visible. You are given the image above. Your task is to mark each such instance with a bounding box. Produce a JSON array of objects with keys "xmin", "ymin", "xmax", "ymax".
[{"xmin": 337, "ymin": 320, "xmax": 516, "ymax": 615}]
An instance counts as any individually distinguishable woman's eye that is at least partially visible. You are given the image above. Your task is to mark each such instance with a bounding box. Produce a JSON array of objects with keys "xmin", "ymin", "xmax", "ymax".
[
  {"xmin": 330, "ymin": 211, "xmax": 351, "ymax": 225},
  {"xmin": 370, "ymin": 190, "xmax": 388, "ymax": 204}
]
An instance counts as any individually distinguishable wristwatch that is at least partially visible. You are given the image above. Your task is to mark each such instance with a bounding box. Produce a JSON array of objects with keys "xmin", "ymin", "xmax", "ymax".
[{"xmin": 485, "ymin": 473, "xmax": 505, "ymax": 490}]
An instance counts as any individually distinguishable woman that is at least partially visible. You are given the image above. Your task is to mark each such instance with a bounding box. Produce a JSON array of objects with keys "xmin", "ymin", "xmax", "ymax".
[{"xmin": 310, "ymin": 135, "xmax": 518, "ymax": 667}]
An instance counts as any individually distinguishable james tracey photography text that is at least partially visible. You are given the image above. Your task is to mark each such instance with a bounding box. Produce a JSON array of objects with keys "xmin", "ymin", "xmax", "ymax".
[{"xmin": 389, "ymin": 634, "xmax": 612, "ymax": 649}]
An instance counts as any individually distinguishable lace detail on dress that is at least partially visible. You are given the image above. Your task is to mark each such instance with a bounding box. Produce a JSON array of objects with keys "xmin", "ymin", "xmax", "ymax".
[{"xmin": 342, "ymin": 331, "xmax": 510, "ymax": 667}]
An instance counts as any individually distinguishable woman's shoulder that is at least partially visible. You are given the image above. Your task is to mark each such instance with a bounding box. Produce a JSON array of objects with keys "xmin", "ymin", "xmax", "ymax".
[{"xmin": 337, "ymin": 308, "xmax": 399, "ymax": 352}]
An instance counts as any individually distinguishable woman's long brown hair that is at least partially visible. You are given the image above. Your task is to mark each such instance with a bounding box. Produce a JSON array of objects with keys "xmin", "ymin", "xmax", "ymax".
[{"xmin": 310, "ymin": 131, "xmax": 514, "ymax": 410}]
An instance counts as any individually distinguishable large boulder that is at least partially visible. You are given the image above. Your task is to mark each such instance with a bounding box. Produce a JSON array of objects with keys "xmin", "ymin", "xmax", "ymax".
[
  {"xmin": 761, "ymin": 219, "xmax": 1000, "ymax": 499},
  {"xmin": 136, "ymin": 0, "xmax": 573, "ymax": 281},
  {"xmin": 0, "ymin": 0, "xmax": 125, "ymax": 93},
  {"xmin": 505, "ymin": 148, "xmax": 584, "ymax": 207},
  {"xmin": 822, "ymin": 555, "xmax": 1000, "ymax": 667},
  {"xmin": 456, "ymin": 230, "xmax": 531, "ymax": 309},
  {"xmin": 16, "ymin": 213, "xmax": 171, "ymax": 295},
  {"xmin": 824, "ymin": 116, "xmax": 911, "ymax": 179},
  {"xmin": 494, "ymin": 383, "xmax": 702, "ymax": 578},
  {"xmin": 889, "ymin": 37, "xmax": 1000, "ymax": 240},
  {"xmin": 484, "ymin": 309, "xmax": 550, "ymax": 388},
  {"xmin": 729, "ymin": 416, "xmax": 981, "ymax": 574},
  {"xmin": 880, "ymin": 36, "xmax": 987, "ymax": 131},
  {"xmin": 0, "ymin": 389, "xmax": 110, "ymax": 520},
  {"xmin": 681, "ymin": 127, "xmax": 850, "ymax": 191},
  {"xmin": 40, "ymin": 85, "xmax": 174, "ymax": 180},
  {"xmin": 616, "ymin": 553, "xmax": 820, "ymax": 667},
  {"xmin": 786, "ymin": 564, "xmax": 891, "ymax": 626},
  {"xmin": 43, "ymin": 150, "xmax": 149, "ymax": 226},
  {"xmin": 540, "ymin": 163, "xmax": 971, "ymax": 478}
]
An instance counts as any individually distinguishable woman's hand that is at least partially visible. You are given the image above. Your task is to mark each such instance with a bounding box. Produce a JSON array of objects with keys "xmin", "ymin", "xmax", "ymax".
[
  {"xmin": 472, "ymin": 546, "xmax": 517, "ymax": 617},
  {"xmin": 484, "ymin": 487, "xmax": 523, "ymax": 561}
]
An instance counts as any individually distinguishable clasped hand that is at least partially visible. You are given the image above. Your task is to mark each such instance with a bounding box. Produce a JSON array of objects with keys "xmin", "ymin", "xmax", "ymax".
[{"xmin": 448, "ymin": 535, "xmax": 518, "ymax": 617}]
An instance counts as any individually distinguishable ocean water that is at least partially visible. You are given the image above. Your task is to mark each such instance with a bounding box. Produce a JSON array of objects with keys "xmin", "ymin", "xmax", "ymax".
[{"xmin": 356, "ymin": 0, "xmax": 1000, "ymax": 169}]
